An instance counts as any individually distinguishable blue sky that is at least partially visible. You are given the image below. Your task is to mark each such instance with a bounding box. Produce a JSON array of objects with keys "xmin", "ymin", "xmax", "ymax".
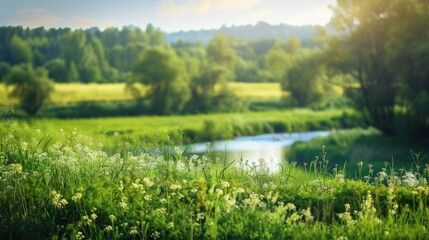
[{"xmin": 0, "ymin": 0, "xmax": 337, "ymax": 32}]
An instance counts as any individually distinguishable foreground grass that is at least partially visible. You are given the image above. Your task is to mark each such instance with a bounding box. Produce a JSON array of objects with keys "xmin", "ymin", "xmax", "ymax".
[
  {"xmin": 288, "ymin": 128, "xmax": 429, "ymax": 173},
  {"xmin": 0, "ymin": 82, "xmax": 282, "ymax": 106},
  {"xmin": 1, "ymin": 124, "xmax": 428, "ymax": 239},
  {"xmin": 15, "ymin": 108, "xmax": 356, "ymax": 144}
]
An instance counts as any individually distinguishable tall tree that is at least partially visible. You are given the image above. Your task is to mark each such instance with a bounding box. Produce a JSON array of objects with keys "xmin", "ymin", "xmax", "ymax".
[
  {"xmin": 330, "ymin": 0, "xmax": 396, "ymax": 135},
  {"xmin": 206, "ymin": 33, "xmax": 237, "ymax": 69},
  {"xmin": 282, "ymin": 52, "xmax": 331, "ymax": 106},
  {"xmin": 6, "ymin": 64, "xmax": 54, "ymax": 115},
  {"xmin": 9, "ymin": 36, "xmax": 32, "ymax": 65},
  {"xmin": 386, "ymin": 0, "xmax": 429, "ymax": 137},
  {"xmin": 133, "ymin": 47, "xmax": 190, "ymax": 114}
]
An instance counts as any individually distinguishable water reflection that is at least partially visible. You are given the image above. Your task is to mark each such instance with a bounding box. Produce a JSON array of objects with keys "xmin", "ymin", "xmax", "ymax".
[{"xmin": 190, "ymin": 131, "xmax": 330, "ymax": 172}]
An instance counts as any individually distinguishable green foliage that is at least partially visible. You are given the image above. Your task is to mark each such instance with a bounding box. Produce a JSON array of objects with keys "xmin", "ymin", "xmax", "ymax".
[
  {"xmin": 206, "ymin": 33, "xmax": 237, "ymax": 70},
  {"xmin": 1, "ymin": 126, "xmax": 429, "ymax": 239},
  {"xmin": 0, "ymin": 61, "xmax": 11, "ymax": 82},
  {"xmin": 5, "ymin": 64, "xmax": 54, "ymax": 115},
  {"xmin": 9, "ymin": 35, "xmax": 32, "ymax": 65},
  {"xmin": 330, "ymin": 0, "xmax": 396, "ymax": 135},
  {"xmin": 133, "ymin": 47, "xmax": 190, "ymax": 114},
  {"xmin": 386, "ymin": 0, "xmax": 429, "ymax": 138},
  {"xmin": 282, "ymin": 52, "xmax": 332, "ymax": 106},
  {"xmin": 44, "ymin": 58, "xmax": 68, "ymax": 82}
]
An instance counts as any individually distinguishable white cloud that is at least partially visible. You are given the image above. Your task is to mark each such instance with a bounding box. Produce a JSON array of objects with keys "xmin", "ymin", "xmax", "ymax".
[
  {"xmin": 157, "ymin": 0, "xmax": 262, "ymax": 17},
  {"xmin": 70, "ymin": 16, "xmax": 119, "ymax": 30},
  {"xmin": 214, "ymin": 0, "xmax": 261, "ymax": 11},
  {"xmin": 250, "ymin": 8, "xmax": 274, "ymax": 20},
  {"xmin": 284, "ymin": 4, "xmax": 333, "ymax": 25},
  {"xmin": 12, "ymin": 8, "xmax": 63, "ymax": 28}
]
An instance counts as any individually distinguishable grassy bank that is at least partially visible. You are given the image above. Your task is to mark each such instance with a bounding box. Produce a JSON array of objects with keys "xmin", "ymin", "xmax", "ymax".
[
  {"xmin": 287, "ymin": 128, "xmax": 429, "ymax": 174},
  {"xmin": 11, "ymin": 108, "xmax": 360, "ymax": 145},
  {"xmin": 1, "ymin": 124, "xmax": 428, "ymax": 239}
]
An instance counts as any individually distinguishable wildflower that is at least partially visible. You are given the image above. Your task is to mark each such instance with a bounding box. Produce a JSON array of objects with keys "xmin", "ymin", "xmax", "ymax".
[
  {"xmin": 76, "ymin": 231, "xmax": 85, "ymax": 240},
  {"xmin": 287, "ymin": 212, "xmax": 301, "ymax": 223},
  {"xmin": 104, "ymin": 225, "xmax": 113, "ymax": 232},
  {"xmin": 168, "ymin": 222, "xmax": 174, "ymax": 229},
  {"xmin": 109, "ymin": 214, "xmax": 116, "ymax": 222},
  {"xmin": 236, "ymin": 188, "xmax": 245, "ymax": 193},
  {"xmin": 155, "ymin": 208, "xmax": 167, "ymax": 216},
  {"xmin": 357, "ymin": 161, "xmax": 364, "ymax": 168},
  {"xmin": 144, "ymin": 194, "xmax": 152, "ymax": 201},
  {"xmin": 243, "ymin": 193, "xmax": 261, "ymax": 210},
  {"xmin": 72, "ymin": 192, "xmax": 83, "ymax": 202},
  {"xmin": 143, "ymin": 177, "xmax": 154, "ymax": 187},
  {"xmin": 151, "ymin": 231, "xmax": 160, "ymax": 239},
  {"xmin": 335, "ymin": 237, "xmax": 348, "ymax": 240},
  {"xmin": 91, "ymin": 213, "xmax": 97, "ymax": 220},
  {"xmin": 285, "ymin": 203, "xmax": 296, "ymax": 211},
  {"xmin": 174, "ymin": 146, "xmax": 183, "ymax": 156},
  {"xmin": 335, "ymin": 174, "xmax": 345, "ymax": 184},
  {"xmin": 302, "ymin": 207, "xmax": 313, "ymax": 222},
  {"xmin": 120, "ymin": 196, "xmax": 128, "ymax": 210},
  {"xmin": 170, "ymin": 183, "xmax": 182, "ymax": 191},
  {"xmin": 345, "ymin": 204, "xmax": 351, "ymax": 212},
  {"xmin": 402, "ymin": 171, "xmax": 418, "ymax": 187},
  {"xmin": 221, "ymin": 181, "xmax": 230, "ymax": 189},
  {"xmin": 378, "ymin": 171, "xmax": 387, "ymax": 180},
  {"xmin": 224, "ymin": 194, "xmax": 237, "ymax": 213},
  {"xmin": 119, "ymin": 201, "xmax": 128, "ymax": 210},
  {"xmin": 51, "ymin": 191, "xmax": 68, "ymax": 209},
  {"xmin": 21, "ymin": 141, "xmax": 28, "ymax": 151},
  {"xmin": 9, "ymin": 164, "xmax": 23, "ymax": 174},
  {"xmin": 196, "ymin": 212, "xmax": 205, "ymax": 221},
  {"xmin": 129, "ymin": 226, "xmax": 139, "ymax": 235},
  {"xmin": 82, "ymin": 215, "xmax": 92, "ymax": 225}
]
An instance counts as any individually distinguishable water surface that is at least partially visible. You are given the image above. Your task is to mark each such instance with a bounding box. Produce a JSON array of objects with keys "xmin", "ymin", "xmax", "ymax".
[{"xmin": 190, "ymin": 131, "xmax": 330, "ymax": 172}]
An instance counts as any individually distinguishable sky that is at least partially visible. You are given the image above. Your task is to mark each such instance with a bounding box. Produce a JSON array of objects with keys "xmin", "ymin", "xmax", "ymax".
[{"xmin": 0, "ymin": 0, "xmax": 337, "ymax": 32}]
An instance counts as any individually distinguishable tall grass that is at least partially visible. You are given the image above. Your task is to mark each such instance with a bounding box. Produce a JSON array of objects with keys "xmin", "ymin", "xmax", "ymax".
[{"xmin": 1, "ymin": 123, "xmax": 428, "ymax": 239}]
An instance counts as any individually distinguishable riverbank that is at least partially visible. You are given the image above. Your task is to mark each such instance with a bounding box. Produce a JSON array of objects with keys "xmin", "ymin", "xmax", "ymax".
[
  {"xmin": 4, "ymin": 108, "xmax": 361, "ymax": 145},
  {"xmin": 1, "ymin": 124, "xmax": 428, "ymax": 239}
]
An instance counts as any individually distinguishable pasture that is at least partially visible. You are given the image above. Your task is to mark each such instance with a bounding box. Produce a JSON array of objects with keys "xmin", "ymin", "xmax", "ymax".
[{"xmin": 0, "ymin": 82, "xmax": 283, "ymax": 105}]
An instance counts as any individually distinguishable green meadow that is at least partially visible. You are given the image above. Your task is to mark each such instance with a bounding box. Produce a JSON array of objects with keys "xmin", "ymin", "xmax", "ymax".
[{"xmin": 1, "ymin": 124, "xmax": 428, "ymax": 239}]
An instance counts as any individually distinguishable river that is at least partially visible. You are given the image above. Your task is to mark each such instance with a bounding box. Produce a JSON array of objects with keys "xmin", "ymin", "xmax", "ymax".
[{"xmin": 189, "ymin": 131, "xmax": 330, "ymax": 172}]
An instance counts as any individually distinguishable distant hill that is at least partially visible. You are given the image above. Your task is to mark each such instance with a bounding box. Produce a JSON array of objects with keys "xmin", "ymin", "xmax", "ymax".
[{"xmin": 165, "ymin": 21, "xmax": 325, "ymax": 44}]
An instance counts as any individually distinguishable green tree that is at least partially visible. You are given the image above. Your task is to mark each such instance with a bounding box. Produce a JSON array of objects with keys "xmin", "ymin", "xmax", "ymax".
[
  {"xmin": 281, "ymin": 53, "xmax": 330, "ymax": 106},
  {"xmin": 9, "ymin": 36, "xmax": 32, "ymax": 65},
  {"xmin": 190, "ymin": 63, "xmax": 227, "ymax": 112},
  {"xmin": 44, "ymin": 58, "xmax": 67, "ymax": 82},
  {"xmin": 264, "ymin": 42, "xmax": 294, "ymax": 82},
  {"xmin": 67, "ymin": 61, "xmax": 80, "ymax": 82},
  {"xmin": 206, "ymin": 33, "xmax": 237, "ymax": 69},
  {"xmin": 330, "ymin": 0, "xmax": 396, "ymax": 135},
  {"xmin": 0, "ymin": 62, "xmax": 11, "ymax": 82},
  {"xmin": 6, "ymin": 64, "xmax": 54, "ymax": 115},
  {"xmin": 133, "ymin": 47, "xmax": 190, "ymax": 114},
  {"xmin": 386, "ymin": 0, "xmax": 429, "ymax": 138}
]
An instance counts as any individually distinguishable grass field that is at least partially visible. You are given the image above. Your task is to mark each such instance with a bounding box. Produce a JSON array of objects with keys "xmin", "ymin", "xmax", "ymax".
[
  {"xmin": 15, "ymin": 108, "xmax": 351, "ymax": 144},
  {"xmin": 0, "ymin": 82, "xmax": 283, "ymax": 105},
  {"xmin": 1, "ymin": 123, "xmax": 428, "ymax": 239}
]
